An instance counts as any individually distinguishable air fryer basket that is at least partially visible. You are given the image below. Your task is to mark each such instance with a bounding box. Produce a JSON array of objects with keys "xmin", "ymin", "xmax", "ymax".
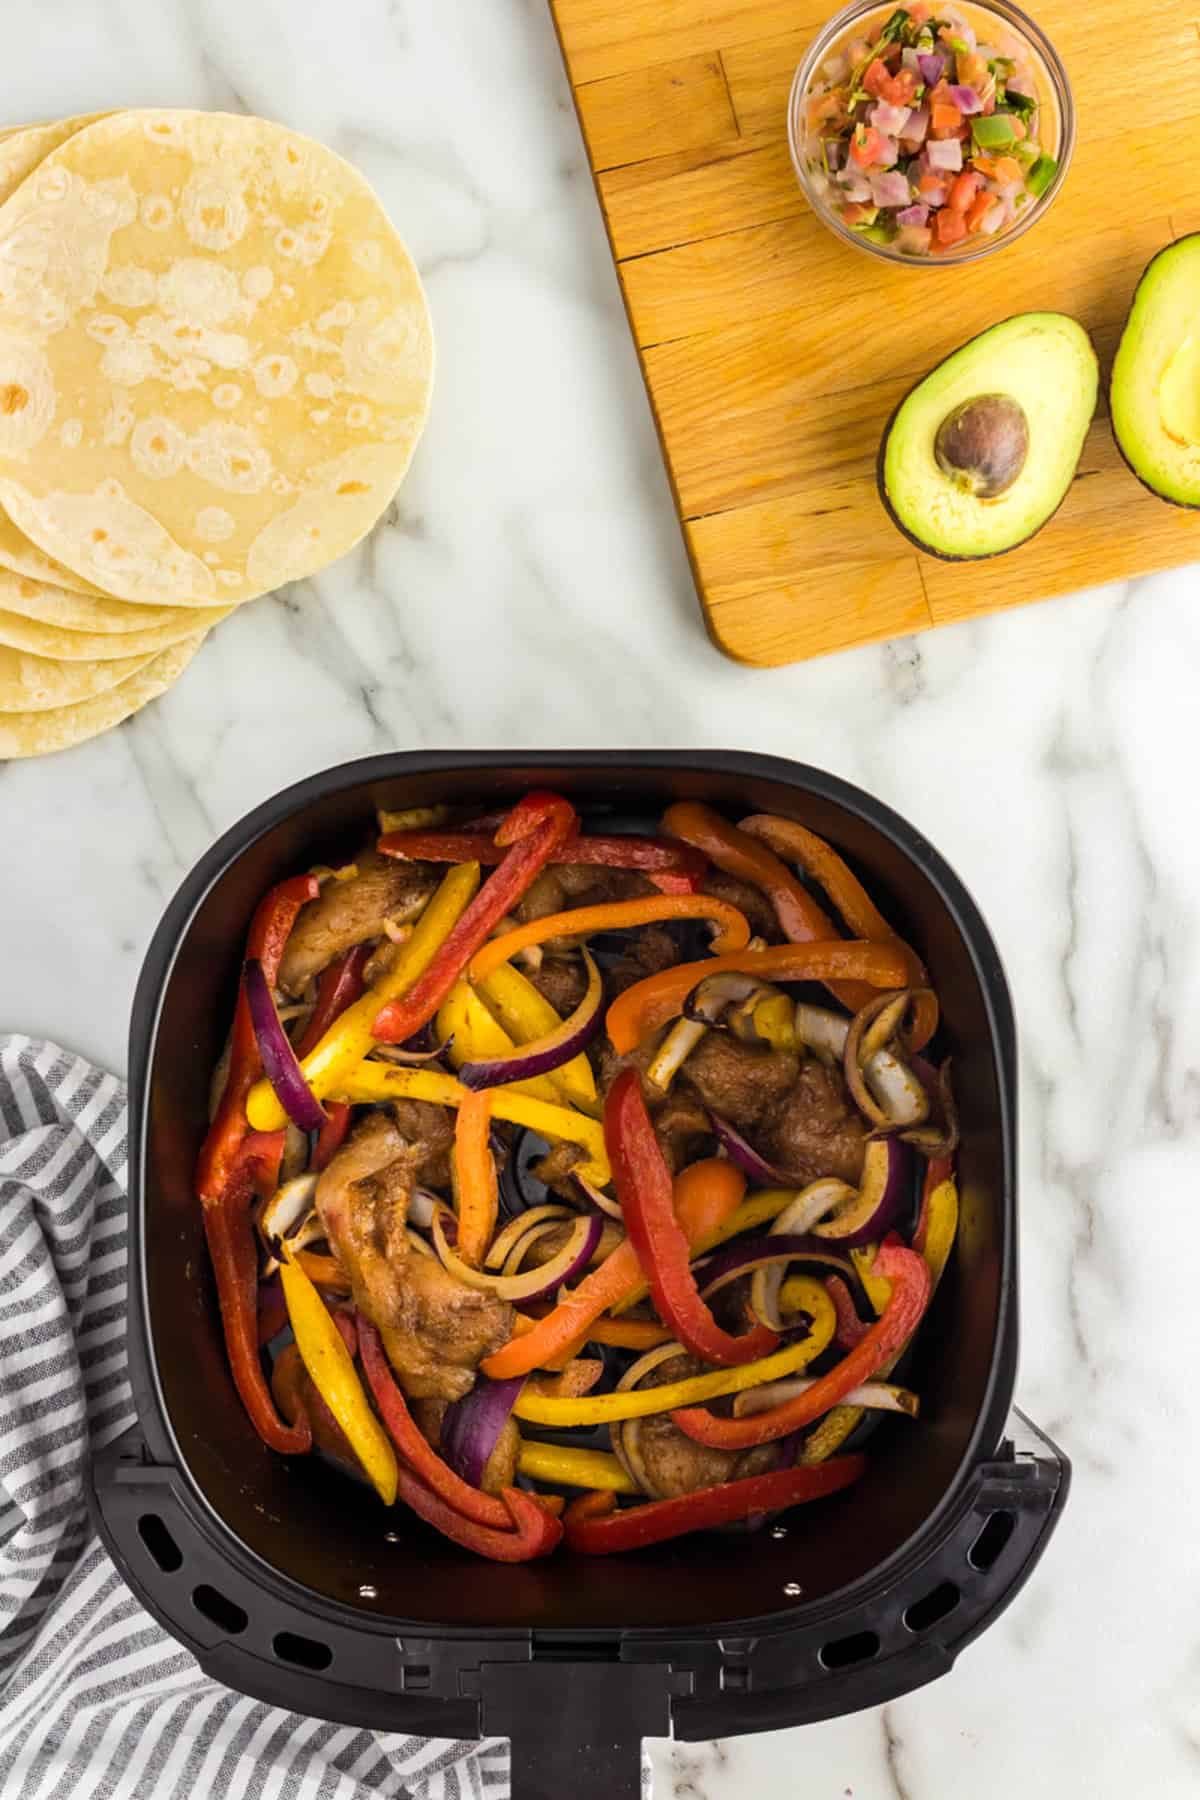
[{"xmin": 91, "ymin": 752, "xmax": 1069, "ymax": 1797}]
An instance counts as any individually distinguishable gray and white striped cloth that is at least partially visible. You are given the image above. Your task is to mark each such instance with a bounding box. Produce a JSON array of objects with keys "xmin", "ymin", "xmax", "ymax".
[{"xmin": 0, "ymin": 1035, "xmax": 509, "ymax": 1800}]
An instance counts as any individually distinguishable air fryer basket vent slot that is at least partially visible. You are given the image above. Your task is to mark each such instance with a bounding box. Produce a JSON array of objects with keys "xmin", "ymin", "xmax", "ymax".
[
  {"xmin": 192, "ymin": 1584, "xmax": 248, "ymax": 1635},
  {"xmin": 273, "ymin": 1630, "xmax": 333, "ymax": 1671},
  {"xmin": 902, "ymin": 1580, "xmax": 961, "ymax": 1633},
  {"xmin": 137, "ymin": 1512, "xmax": 182, "ymax": 1574},
  {"xmin": 818, "ymin": 1629, "xmax": 880, "ymax": 1669},
  {"xmin": 969, "ymin": 1509, "xmax": 1016, "ymax": 1570}
]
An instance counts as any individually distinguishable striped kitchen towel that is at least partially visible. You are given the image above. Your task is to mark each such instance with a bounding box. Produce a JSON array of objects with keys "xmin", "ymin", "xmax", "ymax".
[{"xmin": 0, "ymin": 1035, "xmax": 509, "ymax": 1800}]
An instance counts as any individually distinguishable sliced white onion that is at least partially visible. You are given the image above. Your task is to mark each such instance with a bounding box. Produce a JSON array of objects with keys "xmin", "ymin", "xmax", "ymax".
[
  {"xmin": 257, "ymin": 1172, "xmax": 319, "ymax": 1246},
  {"xmin": 793, "ymin": 1003, "xmax": 850, "ymax": 1060},
  {"xmin": 646, "ymin": 1016, "xmax": 708, "ymax": 1090},
  {"xmin": 733, "ymin": 1377, "xmax": 919, "ymax": 1418},
  {"xmin": 863, "ymin": 1048, "xmax": 929, "ymax": 1127},
  {"xmin": 751, "ymin": 1180, "xmax": 856, "ymax": 1328},
  {"xmin": 485, "ymin": 1203, "xmax": 573, "ymax": 1271}
]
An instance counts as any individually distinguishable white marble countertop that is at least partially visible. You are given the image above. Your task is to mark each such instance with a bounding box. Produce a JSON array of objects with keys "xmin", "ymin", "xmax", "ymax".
[{"xmin": 1, "ymin": 3, "xmax": 1197, "ymax": 1795}]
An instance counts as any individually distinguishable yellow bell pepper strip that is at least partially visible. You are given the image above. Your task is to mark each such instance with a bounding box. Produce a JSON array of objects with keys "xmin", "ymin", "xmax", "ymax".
[
  {"xmin": 357, "ymin": 1319, "xmax": 513, "ymax": 1528},
  {"xmin": 562, "ymin": 1457, "xmax": 867, "ymax": 1553},
  {"xmin": 606, "ymin": 1069, "xmax": 778, "ymax": 1367},
  {"xmin": 671, "ymin": 1238, "xmax": 931, "ymax": 1450},
  {"xmin": 277, "ymin": 1249, "xmax": 398, "ymax": 1504},
  {"xmin": 516, "ymin": 1442, "xmax": 638, "ymax": 1494},
  {"xmin": 513, "ymin": 1283, "xmax": 834, "ymax": 1426},
  {"xmin": 475, "ymin": 961, "xmax": 598, "ymax": 1113},
  {"xmin": 484, "ymin": 1157, "xmax": 746, "ymax": 1378},
  {"xmin": 803, "ymin": 1169, "xmax": 958, "ymax": 1466},
  {"xmin": 468, "ymin": 894, "xmax": 751, "ymax": 986},
  {"xmin": 197, "ymin": 873, "xmax": 321, "ymax": 1201},
  {"xmin": 371, "ymin": 791, "xmax": 579, "ymax": 1045},
  {"xmin": 738, "ymin": 814, "xmax": 937, "ymax": 1051},
  {"xmin": 438, "ymin": 980, "xmax": 563, "ymax": 1106},
  {"xmin": 606, "ymin": 941, "xmax": 910, "ymax": 1056},
  {"xmin": 454, "ymin": 1090, "xmax": 498, "ymax": 1267},
  {"xmin": 328, "ymin": 1060, "xmax": 611, "ymax": 1187},
  {"xmin": 660, "ymin": 802, "xmax": 880, "ymax": 1014},
  {"xmin": 246, "ymin": 862, "xmax": 480, "ymax": 1132},
  {"xmin": 202, "ymin": 1128, "xmax": 312, "ymax": 1455}
]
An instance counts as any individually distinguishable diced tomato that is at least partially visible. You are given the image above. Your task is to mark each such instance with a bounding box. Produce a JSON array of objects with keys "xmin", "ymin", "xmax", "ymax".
[
  {"xmin": 957, "ymin": 50, "xmax": 990, "ymax": 90},
  {"xmin": 909, "ymin": 2, "xmax": 931, "ymax": 22},
  {"xmin": 841, "ymin": 202, "xmax": 876, "ymax": 227},
  {"xmin": 918, "ymin": 172, "xmax": 948, "ymax": 204},
  {"xmin": 990, "ymin": 155, "xmax": 1024, "ymax": 185},
  {"xmin": 847, "ymin": 37, "xmax": 872, "ymax": 64},
  {"xmin": 850, "ymin": 125, "xmax": 885, "ymax": 168},
  {"xmin": 864, "ymin": 58, "xmax": 892, "ymax": 98},
  {"xmin": 1009, "ymin": 115, "xmax": 1027, "ymax": 140},
  {"xmin": 948, "ymin": 171, "xmax": 981, "ymax": 212},
  {"xmin": 931, "ymin": 102, "xmax": 962, "ymax": 135},
  {"xmin": 965, "ymin": 191, "xmax": 996, "ymax": 232},
  {"xmin": 934, "ymin": 207, "xmax": 968, "ymax": 246},
  {"xmin": 807, "ymin": 91, "xmax": 843, "ymax": 131}
]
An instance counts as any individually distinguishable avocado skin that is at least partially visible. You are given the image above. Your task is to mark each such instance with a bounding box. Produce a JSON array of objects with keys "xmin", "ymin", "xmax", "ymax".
[
  {"xmin": 1109, "ymin": 233, "xmax": 1200, "ymax": 512},
  {"xmin": 876, "ymin": 312, "xmax": 1097, "ymax": 561}
]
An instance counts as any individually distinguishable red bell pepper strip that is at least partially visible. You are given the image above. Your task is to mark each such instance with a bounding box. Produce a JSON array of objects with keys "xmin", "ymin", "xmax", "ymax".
[
  {"xmin": 605, "ymin": 1069, "xmax": 778, "ymax": 1367},
  {"xmin": 671, "ymin": 1236, "xmax": 931, "ymax": 1449},
  {"xmin": 825, "ymin": 1274, "xmax": 869, "ymax": 1350},
  {"xmin": 379, "ymin": 827, "xmax": 708, "ymax": 893},
  {"xmin": 392, "ymin": 1450, "xmax": 563, "ymax": 1560},
  {"xmin": 370, "ymin": 791, "xmax": 578, "ymax": 1044},
  {"xmin": 201, "ymin": 1128, "xmax": 311, "ymax": 1454},
  {"xmin": 311, "ymin": 1100, "xmax": 353, "ymax": 1172},
  {"xmin": 660, "ymin": 803, "xmax": 877, "ymax": 1014},
  {"xmin": 563, "ymin": 1457, "xmax": 868, "ymax": 1553},
  {"xmin": 296, "ymin": 944, "xmax": 370, "ymax": 1058},
  {"xmin": 358, "ymin": 1319, "xmax": 513, "ymax": 1528},
  {"xmin": 196, "ymin": 873, "xmax": 320, "ymax": 1204}
]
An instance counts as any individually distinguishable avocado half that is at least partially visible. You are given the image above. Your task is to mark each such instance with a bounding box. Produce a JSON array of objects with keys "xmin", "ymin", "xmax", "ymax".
[
  {"xmin": 879, "ymin": 313, "xmax": 1099, "ymax": 560},
  {"xmin": 1111, "ymin": 235, "xmax": 1200, "ymax": 507}
]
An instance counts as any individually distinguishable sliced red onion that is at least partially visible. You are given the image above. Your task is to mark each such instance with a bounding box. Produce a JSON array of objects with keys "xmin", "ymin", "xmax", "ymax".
[
  {"xmin": 485, "ymin": 1202, "xmax": 573, "ymax": 1271},
  {"xmin": 813, "ymin": 1138, "xmax": 911, "ymax": 1249},
  {"xmin": 432, "ymin": 1206, "xmax": 601, "ymax": 1303},
  {"xmin": 927, "ymin": 137, "xmax": 963, "ymax": 172},
  {"xmin": 574, "ymin": 1173, "xmax": 623, "ymax": 1221},
  {"xmin": 709, "ymin": 1113, "xmax": 789, "ymax": 1186},
  {"xmin": 442, "ymin": 1375, "xmax": 524, "ymax": 1489},
  {"xmin": 870, "ymin": 169, "xmax": 911, "ymax": 210},
  {"xmin": 372, "ymin": 1035, "xmax": 454, "ymax": 1067},
  {"xmin": 696, "ymin": 1232, "xmax": 865, "ymax": 1302},
  {"xmin": 947, "ymin": 83, "xmax": 983, "ymax": 114},
  {"xmin": 750, "ymin": 1181, "xmax": 856, "ymax": 1326},
  {"xmin": 900, "ymin": 1058, "xmax": 959, "ymax": 1157},
  {"xmin": 733, "ymin": 1376, "xmax": 919, "ymax": 1419},
  {"xmin": 244, "ymin": 958, "xmax": 328, "ymax": 1133},
  {"xmin": 459, "ymin": 948, "xmax": 602, "ymax": 1089},
  {"xmin": 896, "ymin": 203, "xmax": 929, "ymax": 227},
  {"xmin": 918, "ymin": 51, "xmax": 945, "ymax": 85}
]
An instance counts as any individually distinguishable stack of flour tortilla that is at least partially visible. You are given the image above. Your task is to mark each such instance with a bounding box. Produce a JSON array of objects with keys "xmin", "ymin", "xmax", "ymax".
[{"xmin": 0, "ymin": 110, "xmax": 434, "ymax": 758}]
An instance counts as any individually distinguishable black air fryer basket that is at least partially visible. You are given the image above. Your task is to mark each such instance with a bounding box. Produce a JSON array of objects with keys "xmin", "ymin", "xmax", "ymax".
[{"xmin": 90, "ymin": 752, "xmax": 1069, "ymax": 1796}]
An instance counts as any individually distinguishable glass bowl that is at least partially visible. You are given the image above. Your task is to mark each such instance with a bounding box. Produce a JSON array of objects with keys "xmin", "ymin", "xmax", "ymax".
[{"xmin": 788, "ymin": 0, "xmax": 1075, "ymax": 267}]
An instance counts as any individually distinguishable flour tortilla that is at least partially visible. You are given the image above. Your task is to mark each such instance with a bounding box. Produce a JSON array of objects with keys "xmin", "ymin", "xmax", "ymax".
[
  {"xmin": 0, "ymin": 565, "xmax": 223, "ymax": 633},
  {"xmin": 0, "ymin": 115, "xmax": 113, "ymax": 596},
  {"xmin": 0, "ymin": 595, "xmax": 227, "ymax": 659},
  {"xmin": 0, "ymin": 109, "xmax": 433, "ymax": 605},
  {"xmin": 0, "ymin": 630, "xmax": 203, "ymax": 757},
  {"xmin": 0, "ymin": 637, "xmax": 156, "ymax": 710}
]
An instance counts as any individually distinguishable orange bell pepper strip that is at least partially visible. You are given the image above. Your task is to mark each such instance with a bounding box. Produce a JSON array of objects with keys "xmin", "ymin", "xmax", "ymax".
[
  {"xmin": 483, "ymin": 1155, "xmax": 746, "ymax": 1380},
  {"xmin": 562, "ymin": 1457, "xmax": 867, "ymax": 1553},
  {"xmin": 607, "ymin": 941, "xmax": 909, "ymax": 1056},
  {"xmin": 311, "ymin": 1100, "xmax": 353, "ymax": 1172},
  {"xmin": 738, "ymin": 815, "xmax": 936, "ymax": 1051},
  {"xmin": 358, "ymin": 1319, "xmax": 512, "ymax": 1528},
  {"xmin": 453, "ymin": 1089, "xmax": 498, "ymax": 1267},
  {"xmin": 659, "ymin": 803, "xmax": 879, "ymax": 1013},
  {"xmin": 196, "ymin": 873, "xmax": 320, "ymax": 1203},
  {"xmin": 671, "ymin": 1236, "xmax": 931, "ymax": 1449},
  {"xmin": 607, "ymin": 1071, "xmax": 777, "ymax": 1367},
  {"xmin": 200, "ymin": 1128, "xmax": 312, "ymax": 1455},
  {"xmin": 296, "ymin": 944, "xmax": 370, "ymax": 1058},
  {"xmin": 293, "ymin": 1250, "xmax": 350, "ymax": 1291},
  {"xmin": 370, "ymin": 791, "xmax": 578, "ymax": 1044},
  {"xmin": 467, "ymin": 895, "xmax": 751, "ymax": 986}
]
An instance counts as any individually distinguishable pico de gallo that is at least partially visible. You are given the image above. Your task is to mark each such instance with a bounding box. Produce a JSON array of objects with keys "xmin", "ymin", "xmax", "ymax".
[
  {"xmin": 800, "ymin": 2, "xmax": 1059, "ymax": 256},
  {"xmin": 198, "ymin": 793, "xmax": 961, "ymax": 1560}
]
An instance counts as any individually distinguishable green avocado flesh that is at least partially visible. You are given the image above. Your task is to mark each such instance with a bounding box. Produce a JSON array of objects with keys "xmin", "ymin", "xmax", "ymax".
[
  {"xmin": 1111, "ymin": 235, "xmax": 1200, "ymax": 507},
  {"xmin": 880, "ymin": 313, "xmax": 1099, "ymax": 559}
]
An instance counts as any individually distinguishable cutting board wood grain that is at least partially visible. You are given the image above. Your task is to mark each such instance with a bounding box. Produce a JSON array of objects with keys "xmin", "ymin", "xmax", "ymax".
[{"xmin": 547, "ymin": 0, "xmax": 1200, "ymax": 666}]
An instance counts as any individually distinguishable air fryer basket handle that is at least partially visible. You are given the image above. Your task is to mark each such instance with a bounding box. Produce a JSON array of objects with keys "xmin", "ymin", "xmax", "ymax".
[{"xmin": 482, "ymin": 1660, "xmax": 672, "ymax": 1800}]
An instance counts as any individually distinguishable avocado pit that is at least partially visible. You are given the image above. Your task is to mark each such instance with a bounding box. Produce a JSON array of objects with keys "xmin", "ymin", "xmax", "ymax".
[{"xmin": 934, "ymin": 395, "xmax": 1030, "ymax": 501}]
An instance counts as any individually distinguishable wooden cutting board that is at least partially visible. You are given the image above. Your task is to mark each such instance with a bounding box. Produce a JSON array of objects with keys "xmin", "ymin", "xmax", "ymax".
[{"xmin": 547, "ymin": 0, "xmax": 1200, "ymax": 665}]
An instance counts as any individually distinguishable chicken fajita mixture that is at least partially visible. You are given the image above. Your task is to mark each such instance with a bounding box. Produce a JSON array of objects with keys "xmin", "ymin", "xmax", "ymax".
[{"xmin": 196, "ymin": 792, "xmax": 960, "ymax": 1560}]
